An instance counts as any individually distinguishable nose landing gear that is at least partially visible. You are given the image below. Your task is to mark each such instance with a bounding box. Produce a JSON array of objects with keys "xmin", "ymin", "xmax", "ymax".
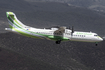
[
  {"xmin": 95, "ymin": 44, "xmax": 98, "ymax": 46},
  {"xmin": 95, "ymin": 42, "xmax": 98, "ymax": 46},
  {"xmin": 56, "ymin": 40, "xmax": 61, "ymax": 44}
]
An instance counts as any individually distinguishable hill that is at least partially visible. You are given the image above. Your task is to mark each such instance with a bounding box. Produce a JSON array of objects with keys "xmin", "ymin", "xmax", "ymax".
[
  {"xmin": 25, "ymin": 0, "xmax": 105, "ymax": 12},
  {"xmin": 0, "ymin": 32, "xmax": 94, "ymax": 70},
  {"xmin": 0, "ymin": 45, "xmax": 62, "ymax": 70}
]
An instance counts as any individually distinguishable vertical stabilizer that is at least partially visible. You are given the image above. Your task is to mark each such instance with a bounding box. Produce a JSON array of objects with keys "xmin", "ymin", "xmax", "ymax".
[{"xmin": 6, "ymin": 12, "xmax": 27, "ymax": 29}]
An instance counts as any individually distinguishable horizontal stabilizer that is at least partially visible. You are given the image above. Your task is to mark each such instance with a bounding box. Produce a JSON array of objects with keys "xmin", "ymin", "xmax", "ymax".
[{"xmin": 5, "ymin": 28, "xmax": 12, "ymax": 31}]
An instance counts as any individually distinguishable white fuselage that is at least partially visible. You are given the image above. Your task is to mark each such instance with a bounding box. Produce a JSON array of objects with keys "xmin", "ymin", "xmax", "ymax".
[
  {"xmin": 5, "ymin": 26, "xmax": 103, "ymax": 42},
  {"xmin": 23, "ymin": 27, "xmax": 103, "ymax": 42}
]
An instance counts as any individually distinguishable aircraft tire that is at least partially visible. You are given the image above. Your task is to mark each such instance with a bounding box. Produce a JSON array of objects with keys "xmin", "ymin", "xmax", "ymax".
[{"xmin": 56, "ymin": 40, "xmax": 61, "ymax": 44}]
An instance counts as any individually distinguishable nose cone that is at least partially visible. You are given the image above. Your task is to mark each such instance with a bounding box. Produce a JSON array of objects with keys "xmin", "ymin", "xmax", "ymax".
[
  {"xmin": 99, "ymin": 37, "xmax": 103, "ymax": 42},
  {"xmin": 96, "ymin": 36, "xmax": 103, "ymax": 42},
  {"xmin": 101, "ymin": 38, "xmax": 103, "ymax": 41}
]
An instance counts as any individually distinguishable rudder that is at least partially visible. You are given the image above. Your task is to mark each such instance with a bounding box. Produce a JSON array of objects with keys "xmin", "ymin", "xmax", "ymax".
[{"xmin": 6, "ymin": 12, "xmax": 27, "ymax": 28}]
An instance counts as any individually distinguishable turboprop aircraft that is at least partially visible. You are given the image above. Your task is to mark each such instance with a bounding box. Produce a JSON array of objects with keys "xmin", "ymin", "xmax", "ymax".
[{"xmin": 5, "ymin": 12, "xmax": 103, "ymax": 46}]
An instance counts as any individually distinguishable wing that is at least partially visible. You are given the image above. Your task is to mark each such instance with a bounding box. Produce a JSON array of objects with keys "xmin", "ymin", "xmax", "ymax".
[{"xmin": 54, "ymin": 26, "xmax": 66, "ymax": 34}]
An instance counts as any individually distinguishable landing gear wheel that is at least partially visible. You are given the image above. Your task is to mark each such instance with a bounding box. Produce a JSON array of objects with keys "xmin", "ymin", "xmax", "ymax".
[
  {"xmin": 56, "ymin": 40, "xmax": 61, "ymax": 44},
  {"xmin": 95, "ymin": 42, "xmax": 98, "ymax": 46},
  {"xmin": 95, "ymin": 44, "xmax": 98, "ymax": 46}
]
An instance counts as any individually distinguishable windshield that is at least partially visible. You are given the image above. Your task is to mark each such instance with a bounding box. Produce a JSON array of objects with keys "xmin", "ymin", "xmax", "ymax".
[{"xmin": 94, "ymin": 34, "xmax": 98, "ymax": 36}]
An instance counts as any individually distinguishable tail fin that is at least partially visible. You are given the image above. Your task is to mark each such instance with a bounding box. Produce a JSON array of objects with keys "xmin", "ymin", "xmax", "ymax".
[{"xmin": 6, "ymin": 12, "xmax": 27, "ymax": 29}]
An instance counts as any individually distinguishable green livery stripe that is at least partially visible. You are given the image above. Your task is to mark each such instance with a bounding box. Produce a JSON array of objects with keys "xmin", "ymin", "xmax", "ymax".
[
  {"xmin": 6, "ymin": 12, "xmax": 69, "ymax": 41},
  {"xmin": 34, "ymin": 32, "xmax": 69, "ymax": 41},
  {"xmin": 9, "ymin": 25, "xmax": 13, "ymax": 29},
  {"xmin": 7, "ymin": 14, "xmax": 31, "ymax": 33},
  {"xmin": 17, "ymin": 31, "xmax": 41, "ymax": 39},
  {"xmin": 7, "ymin": 15, "xmax": 22, "ymax": 28},
  {"xmin": 10, "ymin": 15, "xmax": 23, "ymax": 27},
  {"xmin": 76, "ymin": 32, "xmax": 92, "ymax": 35},
  {"xmin": 11, "ymin": 26, "xmax": 41, "ymax": 39},
  {"xmin": 7, "ymin": 15, "xmax": 44, "ymax": 38},
  {"xmin": 7, "ymin": 16, "xmax": 20, "ymax": 28},
  {"xmin": 47, "ymin": 35, "xmax": 69, "ymax": 41},
  {"xmin": 7, "ymin": 12, "xmax": 22, "ymax": 27}
]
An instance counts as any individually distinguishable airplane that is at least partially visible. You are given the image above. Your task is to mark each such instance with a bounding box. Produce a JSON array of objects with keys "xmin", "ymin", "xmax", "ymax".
[{"xmin": 5, "ymin": 12, "xmax": 103, "ymax": 46}]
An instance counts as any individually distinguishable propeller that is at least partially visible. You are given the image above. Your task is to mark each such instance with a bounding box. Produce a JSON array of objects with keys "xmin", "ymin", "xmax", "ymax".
[
  {"xmin": 68, "ymin": 26, "xmax": 71, "ymax": 29},
  {"xmin": 67, "ymin": 26, "xmax": 74, "ymax": 35},
  {"xmin": 71, "ymin": 26, "xmax": 74, "ymax": 36},
  {"xmin": 71, "ymin": 26, "xmax": 74, "ymax": 33}
]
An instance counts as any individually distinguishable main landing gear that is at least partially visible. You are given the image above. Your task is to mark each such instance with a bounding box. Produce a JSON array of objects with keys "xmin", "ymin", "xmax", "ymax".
[
  {"xmin": 95, "ymin": 42, "xmax": 98, "ymax": 46},
  {"xmin": 56, "ymin": 40, "xmax": 61, "ymax": 44},
  {"xmin": 95, "ymin": 44, "xmax": 98, "ymax": 46}
]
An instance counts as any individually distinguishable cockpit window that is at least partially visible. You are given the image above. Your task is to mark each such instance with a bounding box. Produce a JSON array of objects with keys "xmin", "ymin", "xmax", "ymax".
[{"xmin": 94, "ymin": 35, "xmax": 98, "ymax": 36}]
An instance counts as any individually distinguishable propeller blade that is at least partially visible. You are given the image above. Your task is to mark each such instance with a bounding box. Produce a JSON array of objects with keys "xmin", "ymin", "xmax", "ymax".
[{"xmin": 72, "ymin": 26, "xmax": 74, "ymax": 33}]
